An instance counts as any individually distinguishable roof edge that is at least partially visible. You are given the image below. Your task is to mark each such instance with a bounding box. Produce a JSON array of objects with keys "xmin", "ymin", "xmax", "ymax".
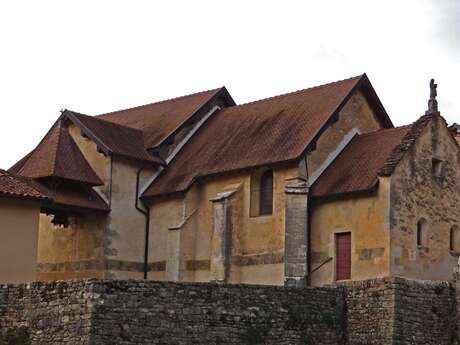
[
  {"xmin": 147, "ymin": 87, "xmax": 235, "ymax": 150},
  {"xmin": 64, "ymin": 110, "xmax": 165, "ymax": 166},
  {"xmin": 378, "ymin": 114, "xmax": 434, "ymax": 176}
]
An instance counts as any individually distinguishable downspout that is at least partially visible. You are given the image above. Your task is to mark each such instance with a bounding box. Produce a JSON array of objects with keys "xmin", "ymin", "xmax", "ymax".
[{"xmin": 135, "ymin": 165, "xmax": 150, "ymax": 279}]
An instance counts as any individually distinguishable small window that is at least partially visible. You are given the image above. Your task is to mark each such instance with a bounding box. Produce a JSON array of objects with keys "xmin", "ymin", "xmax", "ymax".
[
  {"xmin": 450, "ymin": 225, "xmax": 460, "ymax": 252},
  {"xmin": 259, "ymin": 170, "xmax": 273, "ymax": 215},
  {"xmin": 432, "ymin": 158, "xmax": 443, "ymax": 177},
  {"xmin": 250, "ymin": 168, "xmax": 274, "ymax": 217},
  {"xmin": 417, "ymin": 218, "xmax": 429, "ymax": 247}
]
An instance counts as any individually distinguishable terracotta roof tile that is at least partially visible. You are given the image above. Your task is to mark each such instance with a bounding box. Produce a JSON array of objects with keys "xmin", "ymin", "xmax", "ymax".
[
  {"xmin": 311, "ymin": 126, "xmax": 411, "ymax": 198},
  {"xmin": 378, "ymin": 114, "xmax": 432, "ymax": 176},
  {"xmin": 33, "ymin": 181, "xmax": 109, "ymax": 212},
  {"xmin": 144, "ymin": 76, "xmax": 366, "ymax": 198},
  {"xmin": 96, "ymin": 88, "xmax": 222, "ymax": 148},
  {"xmin": 67, "ymin": 111, "xmax": 164, "ymax": 165},
  {"xmin": 0, "ymin": 169, "xmax": 49, "ymax": 201},
  {"xmin": 13, "ymin": 126, "xmax": 103, "ymax": 186}
]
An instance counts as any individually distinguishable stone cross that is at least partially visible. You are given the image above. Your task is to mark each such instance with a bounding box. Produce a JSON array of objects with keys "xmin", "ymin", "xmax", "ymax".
[{"xmin": 426, "ymin": 78, "xmax": 438, "ymax": 114}]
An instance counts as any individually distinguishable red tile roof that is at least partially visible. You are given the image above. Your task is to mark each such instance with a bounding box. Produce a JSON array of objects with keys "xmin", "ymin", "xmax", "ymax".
[
  {"xmin": 12, "ymin": 125, "xmax": 104, "ymax": 186},
  {"xmin": 34, "ymin": 181, "xmax": 109, "ymax": 212},
  {"xmin": 67, "ymin": 111, "xmax": 164, "ymax": 165},
  {"xmin": 311, "ymin": 126, "xmax": 411, "ymax": 198},
  {"xmin": 379, "ymin": 114, "xmax": 435, "ymax": 176},
  {"xmin": 0, "ymin": 169, "xmax": 49, "ymax": 201},
  {"xmin": 143, "ymin": 75, "xmax": 383, "ymax": 198},
  {"xmin": 96, "ymin": 88, "xmax": 223, "ymax": 148}
]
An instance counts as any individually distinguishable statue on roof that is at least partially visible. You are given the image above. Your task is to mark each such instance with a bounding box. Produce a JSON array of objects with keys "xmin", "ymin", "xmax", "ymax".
[{"xmin": 426, "ymin": 78, "xmax": 438, "ymax": 114}]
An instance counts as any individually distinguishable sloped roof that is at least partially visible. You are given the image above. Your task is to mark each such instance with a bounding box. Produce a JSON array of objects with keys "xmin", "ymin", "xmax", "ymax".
[
  {"xmin": 96, "ymin": 88, "xmax": 224, "ymax": 148},
  {"xmin": 143, "ymin": 75, "xmax": 391, "ymax": 198},
  {"xmin": 378, "ymin": 114, "xmax": 433, "ymax": 176},
  {"xmin": 11, "ymin": 125, "xmax": 104, "ymax": 186},
  {"xmin": 66, "ymin": 111, "xmax": 164, "ymax": 165},
  {"xmin": 311, "ymin": 126, "xmax": 411, "ymax": 198},
  {"xmin": 34, "ymin": 181, "xmax": 109, "ymax": 212},
  {"xmin": 0, "ymin": 169, "xmax": 49, "ymax": 201}
]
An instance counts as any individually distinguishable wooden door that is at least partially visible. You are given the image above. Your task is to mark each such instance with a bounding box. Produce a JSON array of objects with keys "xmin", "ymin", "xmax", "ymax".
[{"xmin": 335, "ymin": 232, "xmax": 351, "ymax": 281}]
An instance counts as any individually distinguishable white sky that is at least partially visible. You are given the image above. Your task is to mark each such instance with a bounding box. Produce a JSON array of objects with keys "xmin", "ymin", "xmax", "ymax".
[{"xmin": 0, "ymin": 0, "xmax": 459, "ymax": 168}]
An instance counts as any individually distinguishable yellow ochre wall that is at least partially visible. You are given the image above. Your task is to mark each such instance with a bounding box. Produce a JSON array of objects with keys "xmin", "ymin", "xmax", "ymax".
[
  {"xmin": 309, "ymin": 178, "xmax": 391, "ymax": 286},
  {"xmin": 37, "ymin": 213, "xmax": 107, "ymax": 280},
  {"xmin": 37, "ymin": 124, "xmax": 158, "ymax": 280},
  {"xmin": 0, "ymin": 197, "xmax": 40, "ymax": 283},
  {"xmin": 36, "ymin": 123, "xmax": 112, "ymax": 280},
  {"xmin": 148, "ymin": 166, "xmax": 298, "ymax": 285}
]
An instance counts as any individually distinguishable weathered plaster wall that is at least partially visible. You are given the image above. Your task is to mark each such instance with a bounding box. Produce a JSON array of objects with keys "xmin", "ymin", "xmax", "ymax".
[
  {"xmin": 307, "ymin": 90, "xmax": 382, "ymax": 182},
  {"xmin": 148, "ymin": 166, "xmax": 298, "ymax": 285},
  {"xmin": 36, "ymin": 123, "xmax": 112, "ymax": 280},
  {"xmin": 104, "ymin": 157, "xmax": 156, "ymax": 279},
  {"xmin": 37, "ymin": 213, "xmax": 107, "ymax": 280},
  {"xmin": 390, "ymin": 116, "xmax": 460, "ymax": 280},
  {"xmin": 310, "ymin": 177, "xmax": 391, "ymax": 286},
  {"xmin": 0, "ymin": 198, "xmax": 40, "ymax": 284},
  {"xmin": 39, "ymin": 124, "xmax": 160, "ymax": 280}
]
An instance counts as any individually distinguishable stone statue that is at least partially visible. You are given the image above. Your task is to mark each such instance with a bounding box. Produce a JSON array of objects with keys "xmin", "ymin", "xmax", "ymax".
[{"xmin": 426, "ymin": 78, "xmax": 438, "ymax": 114}]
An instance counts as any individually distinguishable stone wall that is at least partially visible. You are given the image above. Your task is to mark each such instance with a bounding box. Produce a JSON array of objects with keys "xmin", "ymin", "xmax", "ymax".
[
  {"xmin": 392, "ymin": 278, "xmax": 456, "ymax": 345},
  {"xmin": 0, "ymin": 280, "xmax": 93, "ymax": 345},
  {"xmin": 343, "ymin": 278, "xmax": 395, "ymax": 345},
  {"xmin": 0, "ymin": 277, "xmax": 459, "ymax": 345},
  {"xmin": 343, "ymin": 277, "xmax": 457, "ymax": 345},
  {"xmin": 90, "ymin": 281, "xmax": 344, "ymax": 345},
  {"xmin": 390, "ymin": 116, "xmax": 460, "ymax": 280}
]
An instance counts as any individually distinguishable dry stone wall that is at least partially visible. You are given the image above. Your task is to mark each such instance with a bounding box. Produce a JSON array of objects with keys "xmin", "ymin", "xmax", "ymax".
[
  {"xmin": 0, "ymin": 280, "xmax": 93, "ymax": 344},
  {"xmin": 343, "ymin": 277, "xmax": 457, "ymax": 345},
  {"xmin": 0, "ymin": 277, "xmax": 459, "ymax": 345}
]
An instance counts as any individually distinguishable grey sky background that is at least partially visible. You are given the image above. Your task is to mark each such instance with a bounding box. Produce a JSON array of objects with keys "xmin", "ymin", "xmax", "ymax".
[{"xmin": 0, "ymin": 0, "xmax": 458, "ymax": 168}]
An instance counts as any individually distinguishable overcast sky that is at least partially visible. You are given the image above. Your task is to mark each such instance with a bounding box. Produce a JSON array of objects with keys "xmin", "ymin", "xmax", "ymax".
[{"xmin": 0, "ymin": 0, "xmax": 458, "ymax": 168}]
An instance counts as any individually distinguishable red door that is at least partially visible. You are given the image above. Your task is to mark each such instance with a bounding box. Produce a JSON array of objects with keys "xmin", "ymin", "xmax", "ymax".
[{"xmin": 335, "ymin": 233, "xmax": 351, "ymax": 281}]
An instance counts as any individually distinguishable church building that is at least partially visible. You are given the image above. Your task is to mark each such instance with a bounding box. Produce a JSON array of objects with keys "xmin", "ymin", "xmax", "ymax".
[{"xmin": 7, "ymin": 74, "xmax": 460, "ymax": 286}]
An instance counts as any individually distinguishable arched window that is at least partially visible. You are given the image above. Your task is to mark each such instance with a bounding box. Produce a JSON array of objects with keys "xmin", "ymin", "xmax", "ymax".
[
  {"xmin": 259, "ymin": 170, "xmax": 273, "ymax": 215},
  {"xmin": 450, "ymin": 225, "xmax": 460, "ymax": 252},
  {"xmin": 416, "ymin": 218, "xmax": 428, "ymax": 247}
]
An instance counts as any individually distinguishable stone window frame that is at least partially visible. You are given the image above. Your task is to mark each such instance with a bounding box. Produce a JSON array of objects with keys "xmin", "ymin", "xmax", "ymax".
[
  {"xmin": 249, "ymin": 167, "xmax": 274, "ymax": 218},
  {"xmin": 416, "ymin": 218, "xmax": 429, "ymax": 249},
  {"xmin": 431, "ymin": 157, "xmax": 444, "ymax": 178},
  {"xmin": 450, "ymin": 225, "xmax": 460, "ymax": 254}
]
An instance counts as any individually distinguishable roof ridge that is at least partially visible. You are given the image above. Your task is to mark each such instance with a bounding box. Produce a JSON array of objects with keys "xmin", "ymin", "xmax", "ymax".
[
  {"xmin": 67, "ymin": 110, "xmax": 146, "ymax": 135},
  {"xmin": 378, "ymin": 113, "xmax": 433, "ymax": 176},
  {"xmin": 356, "ymin": 125, "xmax": 411, "ymax": 138},
  {"xmin": 96, "ymin": 87, "xmax": 223, "ymax": 117},
  {"xmin": 234, "ymin": 75, "xmax": 363, "ymax": 108}
]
